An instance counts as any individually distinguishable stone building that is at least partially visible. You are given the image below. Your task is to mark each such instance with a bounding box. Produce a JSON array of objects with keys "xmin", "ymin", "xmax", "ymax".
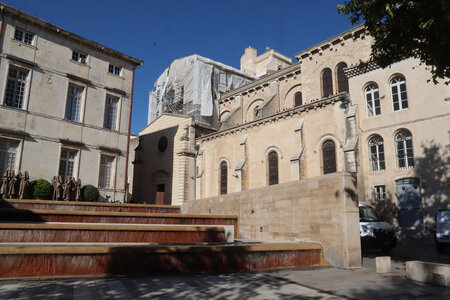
[
  {"xmin": 346, "ymin": 58, "xmax": 450, "ymax": 235},
  {"xmin": 0, "ymin": 3, "xmax": 142, "ymax": 201},
  {"xmin": 132, "ymin": 24, "xmax": 448, "ymax": 267}
]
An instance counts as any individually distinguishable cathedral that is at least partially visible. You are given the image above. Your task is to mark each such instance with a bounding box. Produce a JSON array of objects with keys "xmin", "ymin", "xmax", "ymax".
[{"xmin": 131, "ymin": 24, "xmax": 449, "ymax": 268}]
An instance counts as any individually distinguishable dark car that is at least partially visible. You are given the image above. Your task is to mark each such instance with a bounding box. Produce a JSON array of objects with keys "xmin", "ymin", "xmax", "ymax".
[
  {"xmin": 435, "ymin": 209, "xmax": 450, "ymax": 252},
  {"xmin": 359, "ymin": 204, "xmax": 397, "ymax": 252}
]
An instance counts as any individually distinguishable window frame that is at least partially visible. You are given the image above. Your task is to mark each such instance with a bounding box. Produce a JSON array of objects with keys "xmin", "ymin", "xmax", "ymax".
[
  {"xmin": 0, "ymin": 137, "xmax": 20, "ymax": 174},
  {"xmin": 365, "ymin": 83, "xmax": 381, "ymax": 117},
  {"xmin": 336, "ymin": 62, "xmax": 349, "ymax": 93},
  {"xmin": 103, "ymin": 95, "xmax": 120, "ymax": 130},
  {"xmin": 267, "ymin": 151, "xmax": 279, "ymax": 185},
  {"xmin": 322, "ymin": 139, "xmax": 337, "ymax": 175},
  {"xmin": 390, "ymin": 76, "xmax": 408, "ymax": 111},
  {"xmin": 71, "ymin": 50, "xmax": 88, "ymax": 64},
  {"xmin": 65, "ymin": 83, "xmax": 84, "ymax": 123},
  {"xmin": 219, "ymin": 160, "xmax": 228, "ymax": 195},
  {"xmin": 58, "ymin": 148, "xmax": 78, "ymax": 180},
  {"xmin": 395, "ymin": 129, "xmax": 414, "ymax": 169},
  {"xmin": 13, "ymin": 28, "xmax": 34, "ymax": 45},
  {"xmin": 3, "ymin": 65, "xmax": 29, "ymax": 110},
  {"xmin": 108, "ymin": 63, "xmax": 122, "ymax": 76},
  {"xmin": 368, "ymin": 135, "xmax": 386, "ymax": 172},
  {"xmin": 294, "ymin": 91, "xmax": 303, "ymax": 107},
  {"xmin": 98, "ymin": 154, "xmax": 116, "ymax": 189},
  {"xmin": 374, "ymin": 185, "xmax": 386, "ymax": 201},
  {"xmin": 321, "ymin": 68, "xmax": 333, "ymax": 98}
]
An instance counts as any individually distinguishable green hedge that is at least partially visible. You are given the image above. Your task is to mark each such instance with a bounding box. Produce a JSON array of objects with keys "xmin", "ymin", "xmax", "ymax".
[
  {"xmin": 81, "ymin": 184, "xmax": 99, "ymax": 202},
  {"xmin": 31, "ymin": 179, "xmax": 52, "ymax": 200}
]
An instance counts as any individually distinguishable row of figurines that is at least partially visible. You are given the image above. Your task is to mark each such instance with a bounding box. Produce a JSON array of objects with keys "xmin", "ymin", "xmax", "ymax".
[
  {"xmin": 1, "ymin": 170, "xmax": 30, "ymax": 199},
  {"xmin": 51, "ymin": 176, "xmax": 82, "ymax": 202}
]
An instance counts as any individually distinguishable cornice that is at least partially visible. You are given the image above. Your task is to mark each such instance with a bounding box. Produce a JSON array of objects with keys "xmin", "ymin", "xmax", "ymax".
[
  {"xmin": 219, "ymin": 62, "xmax": 301, "ymax": 103},
  {"xmin": 198, "ymin": 93, "xmax": 348, "ymax": 142},
  {"xmin": 1, "ymin": 3, "xmax": 142, "ymax": 66},
  {"xmin": 294, "ymin": 24, "xmax": 366, "ymax": 60}
]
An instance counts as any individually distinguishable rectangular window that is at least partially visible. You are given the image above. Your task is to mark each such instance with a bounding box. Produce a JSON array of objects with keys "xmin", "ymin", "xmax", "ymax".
[
  {"xmin": 14, "ymin": 28, "xmax": 34, "ymax": 44},
  {"xmin": 72, "ymin": 51, "xmax": 87, "ymax": 64},
  {"xmin": 65, "ymin": 84, "xmax": 83, "ymax": 122},
  {"xmin": 103, "ymin": 96, "xmax": 119, "ymax": 130},
  {"xmin": 4, "ymin": 67, "xmax": 28, "ymax": 109},
  {"xmin": 59, "ymin": 149, "xmax": 77, "ymax": 179},
  {"xmin": 108, "ymin": 64, "xmax": 121, "ymax": 76},
  {"xmin": 0, "ymin": 138, "xmax": 19, "ymax": 174},
  {"xmin": 375, "ymin": 185, "xmax": 386, "ymax": 201},
  {"xmin": 99, "ymin": 155, "xmax": 114, "ymax": 189}
]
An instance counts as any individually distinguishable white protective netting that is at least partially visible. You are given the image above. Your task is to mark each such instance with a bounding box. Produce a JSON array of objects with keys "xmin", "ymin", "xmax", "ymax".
[{"xmin": 148, "ymin": 55, "xmax": 252, "ymax": 127}]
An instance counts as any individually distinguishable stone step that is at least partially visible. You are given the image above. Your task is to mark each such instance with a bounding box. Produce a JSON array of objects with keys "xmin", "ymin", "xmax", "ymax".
[
  {"xmin": 0, "ymin": 199, "xmax": 180, "ymax": 213},
  {"xmin": 0, "ymin": 208, "xmax": 239, "ymax": 238},
  {"xmin": 0, "ymin": 222, "xmax": 233, "ymax": 244},
  {"xmin": 0, "ymin": 242, "xmax": 325, "ymax": 278}
]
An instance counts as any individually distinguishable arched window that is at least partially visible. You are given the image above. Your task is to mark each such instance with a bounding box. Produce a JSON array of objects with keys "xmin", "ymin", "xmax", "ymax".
[
  {"xmin": 391, "ymin": 76, "xmax": 408, "ymax": 111},
  {"xmin": 322, "ymin": 140, "xmax": 336, "ymax": 174},
  {"xmin": 368, "ymin": 135, "xmax": 385, "ymax": 172},
  {"xmin": 365, "ymin": 84, "xmax": 380, "ymax": 117},
  {"xmin": 321, "ymin": 68, "xmax": 333, "ymax": 97},
  {"xmin": 220, "ymin": 161, "xmax": 227, "ymax": 194},
  {"xmin": 395, "ymin": 130, "xmax": 414, "ymax": 169},
  {"xmin": 268, "ymin": 151, "xmax": 278, "ymax": 185},
  {"xmin": 336, "ymin": 62, "xmax": 349, "ymax": 93},
  {"xmin": 254, "ymin": 105, "xmax": 260, "ymax": 119},
  {"xmin": 294, "ymin": 92, "xmax": 302, "ymax": 107}
]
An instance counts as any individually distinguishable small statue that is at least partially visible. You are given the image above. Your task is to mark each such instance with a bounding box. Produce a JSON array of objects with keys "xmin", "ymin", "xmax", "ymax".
[
  {"xmin": 0, "ymin": 171, "xmax": 8, "ymax": 199},
  {"xmin": 75, "ymin": 178, "xmax": 82, "ymax": 202},
  {"xmin": 51, "ymin": 176, "xmax": 57, "ymax": 200},
  {"xmin": 7, "ymin": 170, "xmax": 16, "ymax": 198},
  {"xmin": 70, "ymin": 177, "xmax": 77, "ymax": 201},
  {"xmin": 63, "ymin": 177, "xmax": 71, "ymax": 201},
  {"xmin": 19, "ymin": 171, "xmax": 29, "ymax": 199},
  {"xmin": 56, "ymin": 176, "xmax": 64, "ymax": 200}
]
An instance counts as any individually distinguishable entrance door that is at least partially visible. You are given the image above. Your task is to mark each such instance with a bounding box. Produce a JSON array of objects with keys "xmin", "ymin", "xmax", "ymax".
[
  {"xmin": 155, "ymin": 184, "xmax": 165, "ymax": 205},
  {"xmin": 396, "ymin": 178, "xmax": 423, "ymax": 227}
]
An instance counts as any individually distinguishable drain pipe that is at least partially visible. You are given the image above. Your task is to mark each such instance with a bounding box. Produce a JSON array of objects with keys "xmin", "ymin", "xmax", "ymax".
[{"xmin": 193, "ymin": 144, "xmax": 200, "ymax": 201}]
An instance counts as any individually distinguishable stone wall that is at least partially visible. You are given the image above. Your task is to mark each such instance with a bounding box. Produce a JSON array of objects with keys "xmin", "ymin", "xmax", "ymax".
[{"xmin": 183, "ymin": 171, "xmax": 361, "ymax": 269}]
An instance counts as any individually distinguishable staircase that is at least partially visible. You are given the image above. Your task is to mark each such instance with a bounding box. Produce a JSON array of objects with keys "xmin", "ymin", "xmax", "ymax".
[{"xmin": 0, "ymin": 199, "xmax": 326, "ymax": 278}]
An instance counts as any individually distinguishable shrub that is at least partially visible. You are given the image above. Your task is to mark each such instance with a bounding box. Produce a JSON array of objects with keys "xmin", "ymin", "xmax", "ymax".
[
  {"xmin": 32, "ymin": 179, "xmax": 52, "ymax": 200},
  {"xmin": 82, "ymin": 184, "xmax": 99, "ymax": 202}
]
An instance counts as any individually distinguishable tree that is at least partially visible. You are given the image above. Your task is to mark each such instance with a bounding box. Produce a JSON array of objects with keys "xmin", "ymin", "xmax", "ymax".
[{"xmin": 338, "ymin": 0, "xmax": 450, "ymax": 84}]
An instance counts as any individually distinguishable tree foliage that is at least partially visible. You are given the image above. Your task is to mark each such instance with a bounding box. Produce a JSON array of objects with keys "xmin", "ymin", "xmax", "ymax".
[{"xmin": 338, "ymin": 0, "xmax": 450, "ymax": 83}]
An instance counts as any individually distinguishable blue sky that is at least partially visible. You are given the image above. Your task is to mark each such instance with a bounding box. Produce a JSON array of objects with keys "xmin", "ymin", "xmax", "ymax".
[{"xmin": 3, "ymin": 0, "xmax": 358, "ymax": 134}]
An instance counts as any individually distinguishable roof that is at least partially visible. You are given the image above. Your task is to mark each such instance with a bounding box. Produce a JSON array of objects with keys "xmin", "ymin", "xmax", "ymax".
[{"xmin": 0, "ymin": 2, "xmax": 143, "ymax": 66}]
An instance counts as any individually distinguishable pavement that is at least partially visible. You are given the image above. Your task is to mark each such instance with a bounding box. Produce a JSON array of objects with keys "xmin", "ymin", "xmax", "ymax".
[{"xmin": 0, "ymin": 243, "xmax": 449, "ymax": 299}]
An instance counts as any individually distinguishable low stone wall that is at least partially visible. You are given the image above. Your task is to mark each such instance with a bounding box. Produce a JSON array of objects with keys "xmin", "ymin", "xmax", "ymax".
[{"xmin": 182, "ymin": 172, "xmax": 361, "ymax": 268}]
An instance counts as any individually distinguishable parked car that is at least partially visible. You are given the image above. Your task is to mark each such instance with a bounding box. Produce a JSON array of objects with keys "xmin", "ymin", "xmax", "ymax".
[
  {"xmin": 435, "ymin": 209, "xmax": 450, "ymax": 252},
  {"xmin": 359, "ymin": 203, "xmax": 397, "ymax": 252}
]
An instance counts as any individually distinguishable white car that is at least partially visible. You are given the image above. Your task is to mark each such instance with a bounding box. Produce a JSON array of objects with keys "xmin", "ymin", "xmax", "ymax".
[
  {"xmin": 359, "ymin": 203, "xmax": 397, "ymax": 252},
  {"xmin": 435, "ymin": 210, "xmax": 450, "ymax": 252}
]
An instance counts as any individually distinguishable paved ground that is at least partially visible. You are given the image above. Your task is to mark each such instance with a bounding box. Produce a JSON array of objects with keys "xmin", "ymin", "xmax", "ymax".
[{"xmin": 1, "ymin": 243, "xmax": 448, "ymax": 299}]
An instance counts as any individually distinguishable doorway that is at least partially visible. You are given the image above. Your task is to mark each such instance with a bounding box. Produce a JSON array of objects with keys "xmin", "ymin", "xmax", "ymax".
[
  {"xmin": 396, "ymin": 178, "xmax": 423, "ymax": 227},
  {"xmin": 155, "ymin": 184, "xmax": 165, "ymax": 205}
]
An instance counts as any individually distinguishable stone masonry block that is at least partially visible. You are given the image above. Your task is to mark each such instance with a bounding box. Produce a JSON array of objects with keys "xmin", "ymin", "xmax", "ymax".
[{"xmin": 376, "ymin": 256, "xmax": 391, "ymax": 273}]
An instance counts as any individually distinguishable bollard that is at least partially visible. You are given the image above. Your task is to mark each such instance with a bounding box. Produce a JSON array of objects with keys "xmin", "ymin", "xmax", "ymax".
[{"xmin": 376, "ymin": 256, "xmax": 391, "ymax": 273}]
